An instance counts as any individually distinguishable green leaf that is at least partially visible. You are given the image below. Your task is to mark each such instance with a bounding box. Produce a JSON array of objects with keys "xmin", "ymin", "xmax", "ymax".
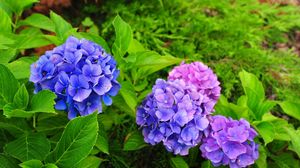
[
  {"xmin": 130, "ymin": 51, "xmax": 182, "ymax": 80},
  {"xmin": 7, "ymin": 57, "xmax": 37, "ymax": 79},
  {"xmin": 17, "ymin": 14, "xmax": 55, "ymax": 32},
  {"xmin": 0, "ymin": 8, "xmax": 12, "ymax": 33},
  {"xmin": 4, "ymin": 0, "xmax": 38, "ymax": 16},
  {"xmin": 4, "ymin": 133, "xmax": 51, "ymax": 162},
  {"xmin": 29, "ymin": 90, "xmax": 56, "ymax": 113},
  {"xmin": 0, "ymin": 116, "xmax": 31, "ymax": 137},
  {"xmin": 36, "ymin": 114, "xmax": 68, "ymax": 134},
  {"xmin": 119, "ymin": 81, "xmax": 137, "ymax": 116},
  {"xmin": 285, "ymin": 127, "xmax": 300, "ymax": 158},
  {"xmin": 45, "ymin": 112, "xmax": 98, "ymax": 167},
  {"xmin": 254, "ymin": 113, "xmax": 291, "ymax": 145},
  {"xmin": 74, "ymin": 156, "xmax": 103, "ymax": 168},
  {"xmin": 4, "ymin": 90, "xmax": 56, "ymax": 118},
  {"xmin": 19, "ymin": 160, "xmax": 43, "ymax": 168},
  {"xmin": 255, "ymin": 121, "xmax": 274, "ymax": 145},
  {"xmin": 0, "ymin": 64, "xmax": 19, "ymax": 104},
  {"xmin": 280, "ymin": 101, "xmax": 300, "ymax": 121},
  {"xmin": 95, "ymin": 123, "xmax": 109, "ymax": 154},
  {"xmin": 112, "ymin": 15, "xmax": 133, "ymax": 62},
  {"xmin": 123, "ymin": 132, "xmax": 147, "ymax": 151},
  {"xmin": 239, "ymin": 70, "xmax": 265, "ymax": 119},
  {"xmin": 0, "ymin": 49, "xmax": 16, "ymax": 64},
  {"xmin": 13, "ymin": 84, "xmax": 29, "ymax": 109},
  {"xmin": 170, "ymin": 157, "xmax": 189, "ymax": 168},
  {"xmin": 127, "ymin": 39, "xmax": 146, "ymax": 54},
  {"xmin": 201, "ymin": 160, "xmax": 212, "ymax": 168},
  {"xmin": 14, "ymin": 34, "xmax": 52, "ymax": 50},
  {"xmin": 255, "ymin": 146, "xmax": 267, "ymax": 168},
  {"xmin": 81, "ymin": 17, "xmax": 94, "ymax": 27},
  {"xmin": 43, "ymin": 163, "xmax": 58, "ymax": 168},
  {"xmin": 0, "ymin": 154, "xmax": 19, "ymax": 168},
  {"xmin": 50, "ymin": 11, "xmax": 72, "ymax": 41}
]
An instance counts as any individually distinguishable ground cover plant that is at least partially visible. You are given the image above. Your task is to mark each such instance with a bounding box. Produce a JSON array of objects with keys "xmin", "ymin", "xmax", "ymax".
[{"xmin": 0, "ymin": 0, "xmax": 300, "ymax": 167}]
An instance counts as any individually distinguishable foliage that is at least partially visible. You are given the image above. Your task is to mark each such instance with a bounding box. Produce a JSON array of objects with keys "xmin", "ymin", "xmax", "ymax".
[{"xmin": 0, "ymin": 0, "xmax": 299, "ymax": 167}]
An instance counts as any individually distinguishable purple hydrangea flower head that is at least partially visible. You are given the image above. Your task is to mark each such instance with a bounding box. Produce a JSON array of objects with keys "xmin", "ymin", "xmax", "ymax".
[
  {"xmin": 30, "ymin": 36, "xmax": 120, "ymax": 119},
  {"xmin": 168, "ymin": 62, "xmax": 221, "ymax": 113},
  {"xmin": 136, "ymin": 79, "xmax": 211, "ymax": 155},
  {"xmin": 200, "ymin": 115, "xmax": 259, "ymax": 168}
]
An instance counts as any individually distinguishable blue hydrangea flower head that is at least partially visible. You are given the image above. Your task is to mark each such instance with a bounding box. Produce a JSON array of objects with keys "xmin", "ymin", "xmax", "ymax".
[
  {"xmin": 200, "ymin": 115, "xmax": 259, "ymax": 168},
  {"xmin": 136, "ymin": 79, "xmax": 210, "ymax": 155},
  {"xmin": 30, "ymin": 36, "xmax": 120, "ymax": 119}
]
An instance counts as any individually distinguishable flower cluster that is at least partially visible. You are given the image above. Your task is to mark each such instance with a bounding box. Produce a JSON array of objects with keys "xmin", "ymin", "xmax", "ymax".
[
  {"xmin": 136, "ymin": 79, "xmax": 210, "ymax": 155},
  {"xmin": 136, "ymin": 61, "xmax": 222, "ymax": 155},
  {"xmin": 200, "ymin": 115, "xmax": 259, "ymax": 168},
  {"xmin": 168, "ymin": 62, "xmax": 221, "ymax": 113},
  {"xmin": 30, "ymin": 36, "xmax": 120, "ymax": 119}
]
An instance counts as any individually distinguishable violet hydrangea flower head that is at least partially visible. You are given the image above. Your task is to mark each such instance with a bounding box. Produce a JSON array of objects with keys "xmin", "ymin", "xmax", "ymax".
[
  {"xmin": 200, "ymin": 115, "xmax": 259, "ymax": 168},
  {"xmin": 168, "ymin": 62, "xmax": 221, "ymax": 113},
  {"xmin": 136, "ymin": 79, "xmax": 210, "ymax": 155},
  {"xmin": 30, "ymin": 36, "xmax": 120, "ymax": 119}
]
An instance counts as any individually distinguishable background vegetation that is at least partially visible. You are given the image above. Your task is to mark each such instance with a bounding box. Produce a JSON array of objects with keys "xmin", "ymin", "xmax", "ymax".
[{"xmin": 0, "ymin": 0, "xmax": 300, "ymax": 167}]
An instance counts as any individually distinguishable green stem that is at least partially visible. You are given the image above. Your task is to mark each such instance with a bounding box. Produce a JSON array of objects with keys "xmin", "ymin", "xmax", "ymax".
[{"xmin": 33, "ymin": 114, "xmax": 36, "ymax": 129}]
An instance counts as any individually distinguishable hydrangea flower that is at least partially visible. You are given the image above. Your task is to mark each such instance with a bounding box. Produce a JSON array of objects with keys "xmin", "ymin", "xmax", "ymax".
[
  {"xmin": 168, "ymin": 62, "xmax": 221, "ymax": 113},
  {"xmin": 200, "ymin": 115, "xmax": 259, "ymax": 168},
  {"xmin": 136, "ymin": 79, "xmax": 211, "ymax": 155},
  {"xmin": 30, "ymin": 36, "xmax": 120, "ymax": 119}
]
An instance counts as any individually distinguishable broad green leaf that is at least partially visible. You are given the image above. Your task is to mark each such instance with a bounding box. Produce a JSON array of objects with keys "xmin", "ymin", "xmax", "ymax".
[
  {"xmin": 0, "ymin": 154, "xmax": 19, "ymax": 168},
  {"xmin": 4, "ymin": 90, "xmax": 56, "ymax": 118},
  {"xmin": 112, "ymin": 15, "xmax": 133, "ymax": 62},
  {"xmin": 201, "ymin": 160, "xmax": 212, "ymax": 168},
  {"xmin": 119, "ymin": 81, "xmax": 137, "ymax": 116},
  {"xmin": 17, "ymin": 14, "xmax": 55, "ymax": 32},
  {"xmin": 36, "ymin": 114, "xmax": 68, "ymax": 135},
  {"xmin": 74, "ymin": 156, "xmax": 103, "ymax": 168},
  {"xmin": 3, "ymin": 103, "xmax": 34, "ymax": 118},
  {"xmin": 130, "ymin": 51, "xmax": 182, "ymax": 79},
  {"xmin": 0, "ymin": 64, "xmax": 19, "ymax": 104},
  {"xmin": 4, "ymin": 133, "xmax": 51, "ymax": 162},
  {"xmin": 29, "ymin": 90, "xmax": 56, "ymax": 113},
  {"xmin": 0, "ymin": 8, "xmax": 11, "ymax": 33},
  {"xmin": 44, "ymin": 163, "xmax": 58, "ymax": 168},
  {"xmin": 271, "ymin": 153, "xmax": 300, "ymax": 168},
  {"xmin": 254, "ymin": 113, "xmax": 291, "ymax": 145},
  {"xmin": 7, "ymin": 57, "xmax": 37, "ymax": 79},
  {"xmin": 14, "ymin": 34, "xmax": 51, "ymax": 50},
  {"xmin": 255, "ymin": 146, "xmax": 267, "ymax": 168},
  {"xmin": 95, "ymin": 123, "xmax": 109, "ymax": 154},
  {"xmin": 170, "ymin": 157, "xmax": 189, "ymax": 168},
  {"xmin": 239, "ymin": 70, "xmax": 265, "ymax": 118},
  {"xmin": 255, "ymin": 121, "xmax": 274, "ymax": 145},
  {"xmin": 285, "ymin": 127, "xmax": 300, "ymax": 158},
  {"xmin": 0, "ymin": 34, "xmax": 14, "ymax": 49},
  {"xmin": 45, "ymin": 112, "xmax": 98, "ymax": 167},
  {"xmin": 256, "ymin": 100, "xmax": 276, "ymax": 120},
  {"xmin": 0, "ymin": 49, "xmax": 16, "ymax": 64},
  {"xmin": 0, "ymin": 116, "xmax": 31, "ymax": 137},
  {"xmin": 280, "ymin": 101, "xmax": 300, "ymax": 121},
  {"xmin": 127, "ymin": 39, "xmax": 146, "ymax": 54},
  {"xmin": 13, "ymin": 84, "xmax": 29, "ymax": 109},
  {"xmin": 214, "ymin": 95, "xmax": 241, "ymax": 119},
  {"xmin": 19, "ymin": 159, "xmax": 43, "ymax": 168},
  {"xmin": 123, "ymin": 132, "xmax": 147, "ymax": 151},
  {"xmin": 50, "ymin": 11, "xmax": 72, "ymax": 41},
  {"xmin": 3, "ymin": 0, "xmax": 38, "ymax": 16}
]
